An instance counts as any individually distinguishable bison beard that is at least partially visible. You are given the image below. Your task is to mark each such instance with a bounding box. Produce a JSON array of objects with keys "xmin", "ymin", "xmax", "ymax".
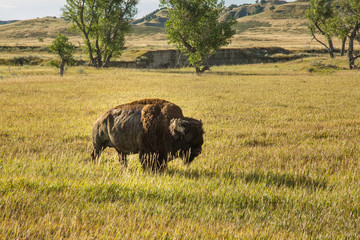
[{"xmin": 91, "ymin": 99, "xmax": 204, "ymax": 171}]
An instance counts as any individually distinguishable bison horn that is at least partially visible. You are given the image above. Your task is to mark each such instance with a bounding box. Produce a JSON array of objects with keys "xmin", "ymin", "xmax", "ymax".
[{"xmin": 170, "ymin": 118, "xmax": 185, "ymax": 135}]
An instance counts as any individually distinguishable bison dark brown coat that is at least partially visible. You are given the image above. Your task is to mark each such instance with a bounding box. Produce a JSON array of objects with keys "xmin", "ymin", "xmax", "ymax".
[{"xmin": 91, "ymin": 99, "xmax": 204, "ymax": 171}]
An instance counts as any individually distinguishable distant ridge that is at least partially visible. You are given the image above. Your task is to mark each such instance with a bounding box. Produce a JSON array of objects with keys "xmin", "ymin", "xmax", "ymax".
[
  {"xmin": 132, "ymin": 8, "xmax": 169, "ymax": 27},
  {"xmin": 131, "ymin": 0, "xmax": 308, "ymax": 27},
  {"xmin": 0, "ymin": 0, "xmax": 310, "ymax": 48},
  {"xmin": 0, "ymin": 17, "xmax": 72, "ymax": 39}
]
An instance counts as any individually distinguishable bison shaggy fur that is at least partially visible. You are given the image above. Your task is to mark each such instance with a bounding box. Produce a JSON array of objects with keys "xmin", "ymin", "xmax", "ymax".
[{"xmin": 91, "ymin": 99, "xmax": 204, "ymax": 171}]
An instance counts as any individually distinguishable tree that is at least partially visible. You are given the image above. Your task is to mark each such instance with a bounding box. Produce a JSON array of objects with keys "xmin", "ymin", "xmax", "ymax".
[
  {"xmin": 228, "ymin": 4, "xmax": 238, "ymax": 11},
  {"xmin": 62, "ymin": 0, "xmax": 138, "ymax": 68},
  {"xmin": 160, "ymin": 0, "xmax": 236, "ymax": 73},
  {"xmin": 334, "ymin": 0, "xmax": 360, "ymax": 69},
  {"xmin": 49, "ymin": 34, "xmax": 75, "ymax": 77},
  {"xmin": 305, "ymin": 0, "xmax": 336, "ymax": 58}
]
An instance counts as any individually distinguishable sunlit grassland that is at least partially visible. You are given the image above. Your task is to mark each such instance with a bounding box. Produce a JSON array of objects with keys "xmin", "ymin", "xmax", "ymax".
[{"xmin": 0, "ymin": 58, "xmax": 359, "ymax": 239}]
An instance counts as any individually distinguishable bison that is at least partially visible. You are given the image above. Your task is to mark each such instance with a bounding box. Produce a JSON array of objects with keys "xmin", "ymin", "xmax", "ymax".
[{"xmin": 91, "ymin": 99, "xmax": 204, "ymax": 171}]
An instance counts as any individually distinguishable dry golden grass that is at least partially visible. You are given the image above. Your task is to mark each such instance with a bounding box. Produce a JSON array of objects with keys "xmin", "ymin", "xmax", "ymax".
[
  {"xmin": 0, "ymin": 57, "xmax": 359, "ymax": 238},
  {"xmin": 0, "ymin": 3, "xmax": 359, "ymax": 238}
]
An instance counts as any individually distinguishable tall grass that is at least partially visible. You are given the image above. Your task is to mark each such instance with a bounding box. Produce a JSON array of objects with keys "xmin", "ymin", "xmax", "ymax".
[{"xmin": 0, "ymin": 58, "xmax": 359, "ymax": 239}]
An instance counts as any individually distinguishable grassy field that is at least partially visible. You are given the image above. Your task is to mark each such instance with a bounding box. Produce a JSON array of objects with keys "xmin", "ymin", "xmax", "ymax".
[{"xmin": 0, "ymin": 57, "xmax": 359, "ymax": 239}]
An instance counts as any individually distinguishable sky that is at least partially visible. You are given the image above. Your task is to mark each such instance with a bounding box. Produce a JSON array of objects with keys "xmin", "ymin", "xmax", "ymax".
[{"xmin": 0, "ymin": 0, "xmax": 253, "ymax": 21}]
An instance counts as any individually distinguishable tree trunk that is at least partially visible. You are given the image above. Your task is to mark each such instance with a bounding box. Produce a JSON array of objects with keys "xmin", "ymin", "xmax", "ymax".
[
  {"xmin": 103, "ymin": 52, "xmax": 112, "ymax": 68},
  {"xmin": 310, "ymin": 28, "xmax": 335, "ymax": 59},
  {"xmin": 195, "ymin": 66, "xmax": 210, "ymax": 74},
  {"xmin": 348, "ymin": 36, "xmax": 355, "ymax": 69},
  {"xmin": 341, "ymin": 37, "xmax": 347, "ymax": 56},
  {"xmin": 59, "ymin": 54, "xmax": 65, "ymax": 77},
  {"xmin": 348, "ymin": 24, "xmax": 360, "ymax": 69},
  {"xmin": 82, "ymin": 32, "xmax": 95, "ymax": 66},
  {"xmin": 95, "ymin": 38, "xmax": 102, "ymax": 68},
  {"xmin": 326, "ymin": 36, "xmax": 334, "ymax": 59},
  {"xmin": 95, "ymin": 55, "xmax": 102, "ymax": 68}
]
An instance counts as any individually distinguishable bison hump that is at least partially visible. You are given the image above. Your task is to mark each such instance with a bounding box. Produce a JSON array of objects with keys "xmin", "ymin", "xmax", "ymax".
[
  {"xmin": 130, "ymin": 98, "xmax": 169, "ymax": 106},
  {"xmin": 141, "ymin": 104, "xmax": 162, "ymax": 132}
]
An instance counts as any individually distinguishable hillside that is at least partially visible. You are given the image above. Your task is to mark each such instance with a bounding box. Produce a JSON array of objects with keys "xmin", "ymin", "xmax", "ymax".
[
  {"xmin": 0, "ymin": 17, "xmax": 78, "ymax": 46},
  {"xmin": 0, "ymin": 17, "xmax": 72, "ymax": 38},
  {"xmin": 132, "ymin": 8, "xmax": 169, "ymax": 27},
  {"xmin": 0, "ymin": 0, "xmax": 323, "ymax": 52},
  {"xmin": 134, "ymin": 0, "xmax": 308, "ymax": 26}
]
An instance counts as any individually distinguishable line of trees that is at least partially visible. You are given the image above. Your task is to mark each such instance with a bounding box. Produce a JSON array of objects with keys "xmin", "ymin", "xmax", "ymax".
[
  {"xmin": 305, "ymin": 0, "xmax": 360, "ymax": 69},
  {"xmin": 52, "ymin": 0, "xmax": 235, "ymax": 75},
  {"xmin": 52, "ymin": 0, "xmax": 360, "ymax": 76}
]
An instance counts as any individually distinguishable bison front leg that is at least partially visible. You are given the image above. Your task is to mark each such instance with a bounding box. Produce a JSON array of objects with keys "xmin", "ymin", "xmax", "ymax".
[
  {"xmin": 156, "ymin": 158, "xmax": 168, "ymax": 172},
  {"xmin": 139, "ymin": 152, "xmax": 152, "ymax": 171},
  {"xmin": 139, "ymin": 152, "xmax": 167, "ymax": 172},
  {"xmin": 117, "ymin": 152, "xmax": 128, "ymax": 167},
  {"xmin": 91, "ymin": 148, "xmax": 102, "ymax": 164}
]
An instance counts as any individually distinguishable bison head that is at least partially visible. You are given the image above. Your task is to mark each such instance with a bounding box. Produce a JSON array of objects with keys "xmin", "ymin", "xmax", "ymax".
[{"xmin": 169, "ymin": 118, "xmax": 204, "ymax": 164}]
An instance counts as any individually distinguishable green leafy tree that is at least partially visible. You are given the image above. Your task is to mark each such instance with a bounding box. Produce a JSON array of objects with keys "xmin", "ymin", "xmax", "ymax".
[
  {"xmin": 334, "ymin": 0, "xmax": 360, "ymax": 69},
  {"xmin": 160, "ymin": 0, "xmax": 236, "ymax": 73},
  {"xmin": 62, "ymin": 0, "xmax": 138, "ymax": 68},
  {"xmin": 49, "ymin": 34, "xmax": 75, "ymax": 77},
  {"xmin": 305, "ymin": 0, "xmax": 336, "ymax": 58},
  {"xmin": 228, "ymin": 4, "xmax": 238, "ymax": 11}
]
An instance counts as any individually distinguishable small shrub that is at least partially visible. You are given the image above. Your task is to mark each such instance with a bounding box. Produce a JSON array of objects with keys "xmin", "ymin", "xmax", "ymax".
[
  {"xmin": 77, "ymin": 68, "xmax": 86, "ymax": 74},
  {"xmin": 4, "ymin": 56, "xmax": 44, "ymax": 66},
  {"xmin": 49, "ymin": 59, "xmax": 60, "ymax": 68},
  {"xmin": 307, "ymin": 61, "xmax": 343, "ymax": 73}
]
